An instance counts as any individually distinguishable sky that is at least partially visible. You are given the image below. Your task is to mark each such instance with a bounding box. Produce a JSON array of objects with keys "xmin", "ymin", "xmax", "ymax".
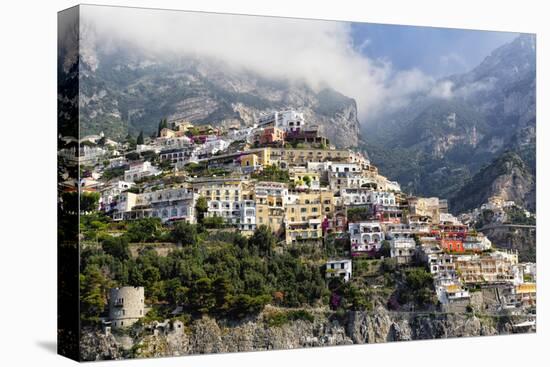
[
  {"xmin": 350, "ymin": 23, "xmax": 518, "ymax": 78},
  {"xmin": 80, "ymin": 5, "xmax": 520, "ymax": 123}
]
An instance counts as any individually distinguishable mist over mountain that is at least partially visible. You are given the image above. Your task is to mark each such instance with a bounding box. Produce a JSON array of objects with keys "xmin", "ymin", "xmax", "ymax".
[
  {"xmin": 362, "ymin": 34, "xmax": 535, "ymax": 213},
  {"xmin": 77, "ymin": 45, "xmax": 361, "ymax": 147}
]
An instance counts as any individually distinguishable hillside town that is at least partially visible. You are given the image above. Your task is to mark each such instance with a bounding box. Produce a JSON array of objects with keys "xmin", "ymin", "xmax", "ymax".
[{"xmin": 59, "ymin": 109, "xmax": 536, "ymax": 342}]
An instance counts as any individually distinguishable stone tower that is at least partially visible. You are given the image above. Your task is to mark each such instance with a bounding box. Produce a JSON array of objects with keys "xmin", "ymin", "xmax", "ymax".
[{"xmin": 108, "ymin": 286, "xmax": 145, "ymax": 328}]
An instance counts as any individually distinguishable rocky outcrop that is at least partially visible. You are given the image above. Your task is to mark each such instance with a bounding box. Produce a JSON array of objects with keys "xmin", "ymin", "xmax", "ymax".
[
  {"xmin": 80, "ymin": 307, "xmax": 527, "ymax": 361},
  {"xmin": 80, "ymin": 329, "xmax": 122, "ymax": 361},
  {"xmin": 482, "ymin": 225, "xmax": 537, "ymax": 262},
  {"xmin": 451, "ymin": 152, "xmax": 535, "ymax": 214}
]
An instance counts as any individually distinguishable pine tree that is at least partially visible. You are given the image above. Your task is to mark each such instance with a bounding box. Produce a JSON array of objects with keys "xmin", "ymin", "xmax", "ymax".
[
  {"xmin": 137, "ymin": 130, "xmax": 144, "ymax": 145},
  {"xmin": 157, "ymin": 118, "xmax": 168, "ymax": 137}
]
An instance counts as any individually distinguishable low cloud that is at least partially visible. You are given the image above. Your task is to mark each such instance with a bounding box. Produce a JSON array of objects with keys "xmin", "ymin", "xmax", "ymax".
[
  {"xmin": 429, "ymin": 80, "xmax": 455, "ymax": 99},
  {"xmin": 81, "ymin": 5, "xmax": 440, "ymax": 123}
]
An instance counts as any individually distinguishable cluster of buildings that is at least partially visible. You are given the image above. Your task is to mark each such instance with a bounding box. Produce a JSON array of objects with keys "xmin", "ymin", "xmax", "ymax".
[
  {"xmin": 459, "ymin": 195, "xmax": 534, "ymax": 225},
  {"xmin": 77, "ymin": 109, "xmax": 535, "ymax": 322}
]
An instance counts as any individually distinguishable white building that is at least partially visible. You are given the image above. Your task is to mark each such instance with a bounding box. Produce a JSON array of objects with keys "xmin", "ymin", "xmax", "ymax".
[
  {"xmin": 58, "ymin": 144, "xmax": 107, "ymax": 165},
  {"xmin": 349, "ymin": 222, "xmax": 384, "ymax": 253},
  {"xmin": 435, "ymin": 280, "xmax": 470, "ymax": 305},
  {"xmin": 463, "ymin": 234, "xmax": 492, "ymax": 252},
  {"xmin": 325, "ymin": 259, "xmax": 352, "ymax": 282},
  {"xmin": 340, "ymin": 187, "xmax": 372, "ymax": 206},
  {"xmin": 227, "ymin": 126, "xmax": 255, "ymax": 142},
  {"xmin": 329, "ymin": 171, "xmax": 371, "ymax": 192},
  {"xmin": 328, "ymin": 163, "xmax": 362, "ymax": 174},
  {"xmin": 124, "ymin": 161, "xmax": 161, "ymax": 182},
  {"xmin": 195, "ymin": 137, "xmax": 230, "ymax": 157},
  {"xmin": 258, "ymin": 110, "xmax": 306, "ymax": 133},
  {"xmin": 384, "ymin": 223, "xmax": 413, "ymax": 240},
  {"xmin": 390, "ymin": 238, "xmax": 416, "ymax": 264},
  {"xmin": 367, "ymin": 191, "xmax": 397, "ymax": 206},
  {"xmin": 112, "ymin": 188, "xmax": 198, "ymax": 223},
  {"xmin": 100, "ymin": 180, "xmax": 135, "ymax": 211},
  {"xmin": 239, "ymin": 198, "xmax": 256, "ymax": 231},
  {"xmin": 384, "ymin": 180, "xmax": 401, "ymax": 192},
  {"xmin": 440, "ymin": 212, "xmax": 461, "ymax": 225}
]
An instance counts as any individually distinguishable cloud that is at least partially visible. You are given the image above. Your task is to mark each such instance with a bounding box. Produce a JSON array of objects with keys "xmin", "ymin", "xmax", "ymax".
[
  {"xmin": 429, "ymin": 80, "xmax": 455, "ymax": 99},
  {"xmin": 80, "ymin": 5, "xmax": 435, "ymax": 123}
]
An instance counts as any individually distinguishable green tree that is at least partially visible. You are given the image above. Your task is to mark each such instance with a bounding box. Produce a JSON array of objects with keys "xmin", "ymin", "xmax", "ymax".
[
  {"xmin": 128, "ymin": 261, "xmax": 144, "ymax": 286},
  {"xmin": 379, "ymin": 240, "xmax": 391, "ymax": 258},
  {"xmin": 125, "ymin": 134, "xmax": 137, "ymax": 149},
  {"xmin": 80, "ymin": 264, "xmax": 109, "ymax": 322},
  {"xmin": 249, "ymin": 225, "xmax": 276, "ymax": 257},
  {"xmin": 165, "ymin": 278, "xmax": 188, "ymax": 305},
  {"xmin": 212, "ymin": 276, "xmax": 235, "ymax": 314},
  {"xmin": 102, "ymin": 236, "xmax": 130, "ymax": 261},
  {"xmin": 202, "ymin": 216, "xmax": 224, "ymax": 229},
  {"xmin": 157, "ymin": 118, "xmax": 168, "ymax": 137},
  {"xmin": 229, "ymin": 294, "xmax": 270, "ymax": 318},
  {"xmin": 127, "ymin": 218, "xmax": 162, "ymax": 243},
  {"xmin": 80, "ymin": 192, "xmax": 100, "ymax": 213},
  {"xmin": 195, "ymin": 196, "xmax": 208, "ymax": 224},
  {"xmin": 170, "ymin": 222, "xmax": 198, "ymax": 246},
  {"xmin": 189, "ymin": 277, "xmax": 215, "ymax": 314},
  {"xmin": 136, "ymin": 130, "xmax": 144, "ymax": 145}
]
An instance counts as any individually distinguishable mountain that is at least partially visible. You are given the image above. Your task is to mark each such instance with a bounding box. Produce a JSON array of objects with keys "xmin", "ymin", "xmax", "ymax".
[
  {"xmin": 74, "ymin": 43, "xmax": 360, "ymax": 148},
  {"xmin": 450, "ymin": 152, "xmax": 535, "ymax": 214},
  {"xmin": 362, "ymin": 34, "xmax": 536, "ymax": 211}
]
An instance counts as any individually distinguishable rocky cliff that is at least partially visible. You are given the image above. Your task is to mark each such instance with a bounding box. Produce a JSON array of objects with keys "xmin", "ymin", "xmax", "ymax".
[
  {"xmin": 80, "ymin": 306, "xmax": 527, "ymax": 361},
  {"xmin": 450, "ymin": 151, "xmax": 535, "ymax": 214}
]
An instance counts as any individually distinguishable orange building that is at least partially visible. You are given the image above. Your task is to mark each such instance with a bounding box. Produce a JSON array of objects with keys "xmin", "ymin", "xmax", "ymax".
[
  {"xmin": 257, "ymin": 127, "xmax": 285, "ymax": 146},
  {"xmin": 441, "ymin": 237, "xmax": 464, "ymax": 253}
]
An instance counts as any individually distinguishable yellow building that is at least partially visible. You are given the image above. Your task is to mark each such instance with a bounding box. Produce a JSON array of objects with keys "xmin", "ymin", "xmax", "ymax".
[
  {"xmin": 266, "ymin": 148, "xmax": 366, "ymax": 168},
  {"xmin": 159, "ymin": 128, "xmax": 176, "ymax": 138},
  {"xmin": 284, "ymin": 191, "xmax": 334, "ymax": 244},
  {"xmin": 408, "ymin": 196, "xmax": 441, "ymax": 223},
  {"xmin": 255, "ymin": 181, "xmax": 288, "ymax": 234},
  {"xmin": 454, "ymin": 251, "xmax": 519, "ymax": 284},
  {"xmin": 514, "ymin": 283, "xmax": 536, "ymax": 306},
  {"xmin": 240, "ymin": 148, "xmax": 273, "ymax": 168},
  {"xmin": 289, "ymin": 167, "xmax": 321, "ymax": 189},
  {"xmin": 256, "ymin": 205, "xmax": 285, "ymax": 234},
  {"xmin": 192, "ymin": 178, "xmax": 244, "ymax": 224},
  {"xmin": 240, "ymin": 153, "xmax": 259, "ymax": 169}
]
